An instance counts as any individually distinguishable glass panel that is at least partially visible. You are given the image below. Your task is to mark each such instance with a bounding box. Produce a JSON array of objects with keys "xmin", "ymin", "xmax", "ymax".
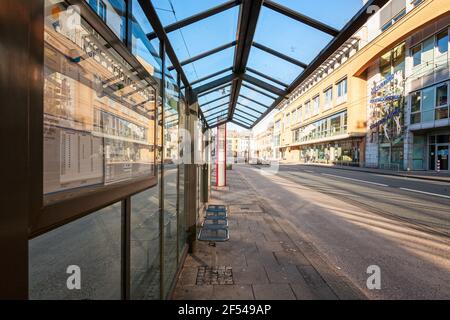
[
  {"xmin": 411, "ymin": 112, "xmax": 421, "ymax": 124},
  {"xmin": 247, "ymin": 47, "xmax": 303, "ymax": 84},
  {"xmin": 411, "ymin": 91, "xmax": 421, "ymax": 112},
  {"xmin": 412, "ymin": 45, "xmax": 422, "ymax": 67},
  {"xmin": 202, "ymin": 97, "xmax": 231, "ymax": 113},
  {"xmin": 435, "ymin": 107, "xmax": 449, "ymax": 120},
  {"xmin": 165, "ymin": 7, "xmax": 239, "ymax": 62},
  {"xmin": 152, "ymin": 0, "xmax": 230, "ymax": 25},
  {"xmin": 436, "ymin": 30, "xmax": 449, "ymax": 55},
  {"xmin": 393, "ymin": 43, "xmax": 405, "ymax": 75},
  {"xmin": 437, "ymin": 134, "xmax": 450, "ymax": 143},
  {"xmin": 421, "ymin": 37, "xmax": 435, "ymax": 74},
  {"xmin": 44, "ymin": 1, "xmax": 156, "ymax": 204},
  {"xmin": 85, "ymin": 0, "xmax": 126, "ymax": 41},
  {"xmin": 192, "ymin": 71, "xmax": 234, "ymax": 90},
  {"xmin": 131, "ymin": 188, "xmax": 160, "ymax": 300},
  {"xmin": 178, "ymin": 98, "xmax": 187, "ymax": 261},
  {"xmin": 182, "ymin": 47, "xmax": 235, "ymax": 83},
  {"xmin": 271, "ymin": 0, "xmax": 364, "ymax": 29},
  {"xmin": 239, "ymin": 86, "xmax": 276, "ymax": 107},
  {"xmin": 29, "ymin": 202, "xmax": 122, "ymax": 300},
  {"xmin": 245, "ymin": 71, "xmax": 287, "ymax": 90},
  {"xmin": 380, "ymin": 51, "xmax": 391, "ymax": 79},
  {"xmin": 421, "ymin": 86, "xmax": 435, "ymax": 122},
  {"xmin": 237, "ymin": 97, "xmax": 267, "ymax": 114},
  {"xmin": 254, "ymin": 7, "xmax": 332, "ymax": 66},
  {"xmin": 163, "ymin": 58, "xmax": 179, "ymax": 298},
  {"xmin": 436, "ymin": 83, "xmax": 448, "ymax": 106},
  {"xmin": 324, "ymin": 87, "xmax": 333, "ymax": 106},
  {"xmin": 337, "ymin": 78, "xmax": 347, "ymax": 97},
  {"xmin": 132, "ymin": 0, "xmax": 162, "ymax": 82}
]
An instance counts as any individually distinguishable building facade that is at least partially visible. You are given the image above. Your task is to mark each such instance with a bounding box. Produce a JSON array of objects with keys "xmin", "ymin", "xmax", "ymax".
[
  {"xmin": 227, "ymin": 130, "xmax": 251, "ymax": 163},
  {"xmin": 269, "ymin": 0, "xmax": 449, "ymax": 172}
]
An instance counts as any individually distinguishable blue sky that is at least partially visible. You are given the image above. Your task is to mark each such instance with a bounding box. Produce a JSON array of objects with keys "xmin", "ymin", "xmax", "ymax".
[{"xmin": 150, "ymin": 0, "xmax": 365, "ymax": 130}]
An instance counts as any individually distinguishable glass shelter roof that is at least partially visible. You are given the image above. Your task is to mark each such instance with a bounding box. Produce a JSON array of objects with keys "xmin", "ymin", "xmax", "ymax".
[{"xmin": 140, "ymin": 0, "xmax": 390, "ymax": 129}]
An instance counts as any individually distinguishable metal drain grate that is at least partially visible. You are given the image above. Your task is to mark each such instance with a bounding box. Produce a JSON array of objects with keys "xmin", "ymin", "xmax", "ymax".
[{"xmin": 196, "ymin": 266, "xmax": 234, "ymax": 285}]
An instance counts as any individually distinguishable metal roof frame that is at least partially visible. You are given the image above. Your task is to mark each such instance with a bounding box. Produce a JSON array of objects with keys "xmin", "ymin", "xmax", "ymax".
[{"xmin": 142, "ymin": 0, "xmax": 390, "ymax": 129}]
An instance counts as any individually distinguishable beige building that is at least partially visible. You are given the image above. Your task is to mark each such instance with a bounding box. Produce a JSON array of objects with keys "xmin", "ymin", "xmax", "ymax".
[{"xmin": 271, "ymin": 0, "xmax": 448, "ymax": 170}]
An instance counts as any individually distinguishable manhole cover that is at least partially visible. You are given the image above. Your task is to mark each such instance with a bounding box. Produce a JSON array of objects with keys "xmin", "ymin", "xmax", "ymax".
[
  {"xmin": 196, "ymin": 266, "xmax": 234, "ymax": 285},
  {"xmin": 229, "ymin": 204, "xmax": 263, "ymax": 214}
]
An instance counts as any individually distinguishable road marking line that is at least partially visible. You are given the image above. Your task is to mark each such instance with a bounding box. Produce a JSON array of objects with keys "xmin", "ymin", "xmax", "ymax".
[
  {"xmin": 399, "ymin": 188, "xmax": 450, "ymax": 199},
  {"xmin": 305, "ymin": 170, "xmax": 315, "ymax": 173},
  {"xmin": 321, "ymin": 173, "xmax": 389, "ymax": 187}
]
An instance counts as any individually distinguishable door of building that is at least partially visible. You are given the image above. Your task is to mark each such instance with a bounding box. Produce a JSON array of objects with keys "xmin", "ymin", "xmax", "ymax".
[{"xmin": 436, "ymin": 144, "xmax": 449, "ymax": 171}]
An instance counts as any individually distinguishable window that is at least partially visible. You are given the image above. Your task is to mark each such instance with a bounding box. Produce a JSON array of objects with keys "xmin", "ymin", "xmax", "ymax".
[
  {"xmin": 313, "ymin": 95, "xmax": 320, "ymax": 115},
  {"xmin": 410, "ymin": 91, "xmax": 421, "ymax": 124},
  {"xmin": 436, "ymin": 83, "xmax": 449, "ymax": 120},
  {"xmin": 381, "ymin": 43, "xmax": 406, "ymax": 78},
  {"xmin": 436, "ymin": 30, "xmax": 449, "ymax": 55},
  {"xmin": 285, "ymin": 113, "xmax": 291, "ymax": 127},
  {"xmin": 436, "ymin": 84, "xmax": 448, "ymax": 106},
  {"xmin": 337, "ymin": 78, "xmax": 347, "ymax": 98},
  {"xmin": 324, "ymin": 87, "xmax": 333, "ymax": 109},
  {"xmin": 297, "ymin": 111, "xmax": 347, "ymax": 143},
  {"xmin": 304, "ymin": 101, "xmax": 311, "ymax": 118},
  {"xmin": 381, "ymin": 9, "xmax": 406, "ymax": 32},
  {"xmin": 86, "ymin": 0, "xmax": 125, "ymax": 41},
  {"xmin": 393, "ymin": 43, "xmax": 406, "ymax": 74},
  {"xmin": 99, "ymin": 1, "xmax": 107, "ymax": 22},
  {"xmin": 410, "ymin": 82, "xmax": 450, "ymax": 124},
  {"xmin": 422, "ymin": 87, "xmax": 435, "ymax": 122},
  {"xmin": 274, "ymin": 120, "xmax": 281, "ymax": 131},
  {"xmin": 412, "ymin": 45, "xmax": 422, "ymax": 67}
]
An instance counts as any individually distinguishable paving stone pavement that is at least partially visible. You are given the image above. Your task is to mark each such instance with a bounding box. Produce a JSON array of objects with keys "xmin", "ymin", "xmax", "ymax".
[{"xmin": 172, "ymin": 167, "xmax": 366, "ymax": 300}]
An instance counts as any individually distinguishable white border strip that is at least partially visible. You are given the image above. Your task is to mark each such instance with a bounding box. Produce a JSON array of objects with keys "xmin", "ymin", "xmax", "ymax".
[
  {"xmin": 321, "ymin": 173, "xmax": 389, "ymax": 187},
  {"xmin": 399, "ymin": 188, "xmax": 450, "ymax": 199}
]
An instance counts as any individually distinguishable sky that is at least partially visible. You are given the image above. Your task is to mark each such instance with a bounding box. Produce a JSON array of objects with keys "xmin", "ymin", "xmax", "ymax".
[{"xmin": 150, "ymin": 0, "xmax": 365, "ymax": 131}]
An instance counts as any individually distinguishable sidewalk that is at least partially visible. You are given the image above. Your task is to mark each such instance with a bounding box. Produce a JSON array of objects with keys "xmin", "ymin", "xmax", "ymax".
[
  {"xmin": 172, "ymin": 168, "xmax": 366, "ymax": 300},
  {"xmin": 281, "ymin": 162, "xmax": 450, "ymax": 183}
]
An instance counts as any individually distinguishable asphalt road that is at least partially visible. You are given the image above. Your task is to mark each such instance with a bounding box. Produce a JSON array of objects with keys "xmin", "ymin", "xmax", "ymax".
[
  {"xmin": 278, "ymin": 165, "xmax": 450, "ymax": 237},
  {"xmin": 239, "ymin": 164, "xmax": 450, "ymax": 299}
]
